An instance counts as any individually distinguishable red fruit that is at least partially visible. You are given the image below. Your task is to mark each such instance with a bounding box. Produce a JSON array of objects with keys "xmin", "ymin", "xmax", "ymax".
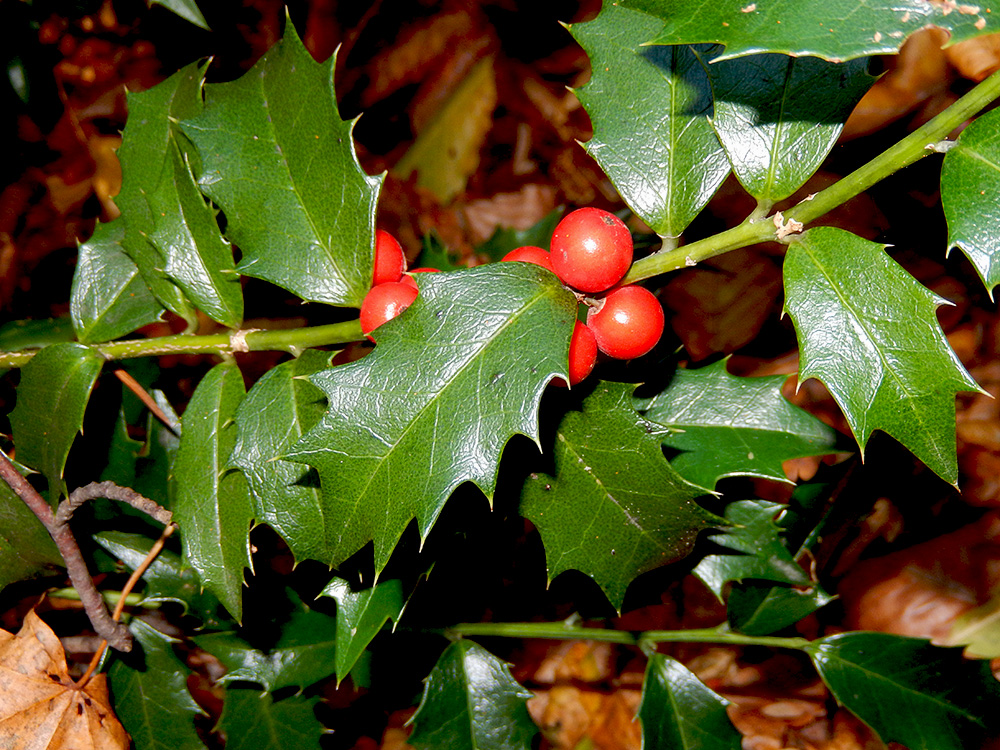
[
  {"xmin": 360, "ymin": 281, "xmax": 418, "ymax": 341},
  {"xmin": 502, "ymin": 246, "xmax": 555, "ymax": 273},
  {"xmin": 373, "ymin": 229, "xmax": 406, "ymax": 285},
  {"xmin": 550, "ymin": 207, "xmax": 633, "ymax": 293},
  {"xmin": 553, "ymin": 321, "xmax": 599, "ymax": 387},
  {"xmin": 400, "ymin": 267, "xmax": 441, "ymax": 290},
  {"xmin": 587, "ymin": 285, "xmax": 664, "ymax": 360}
]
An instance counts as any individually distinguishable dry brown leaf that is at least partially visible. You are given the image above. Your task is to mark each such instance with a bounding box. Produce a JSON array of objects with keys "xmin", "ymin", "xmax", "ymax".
[
  {"xmin": 533, "ymin": 640, "xmax": 613, "ymax": 684},
  {"xmin": 529, "ymin": 685, "xmax": 641, "ymax": 750},
  {"xmin": 0, "ymin": 610, "xmax": 128, "ymax": 750},
  {"xmin": 947, "ymin": 32, "xmax": 1000, "ymax": 81}
]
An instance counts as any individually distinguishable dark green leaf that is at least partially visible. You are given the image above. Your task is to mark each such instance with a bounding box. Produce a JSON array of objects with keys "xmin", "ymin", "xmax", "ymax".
[
  {"xmin": 618, "ymin": 0, "xmax": 1000, "ymax": 62},
  {"xmin": 108, "ymin": 619, "xmax": 206, "ymax": 750},
  {"xmin": 570, "ymin": 5, "xmax": 729, "ymax": 238},
  {"xmin": 93, "ymin": 531, "xmax": 227, "ymax": 627},
  {"xmin": 286, "ymin": 264, "xmax": 578, "ymax": 572},
  {"xmin": 147, "ymin": 144, "xmax": 243, "ymax": 328},
  {"xmin": 942, "ymin": 106, "xmax": 1000, "ymax": 298},
  {"xmin": 521, "ymin": 381, "xmax": 717, "ymax": 611},
  {"xmin": 149, "ymin": 0, "xmax": 210, "ymax": 30},
  {"xmin": 693, "ymin": 500, "xmax": 810, "ymax": 599},
  {"xmin": 727, "ymin": 581, "xmax": 834, "ymax": 635},
  {"xmin": 784, "ymin": 227, "xmax": 981, "ymax": 485},
  {"xmin": 409, "ymin": 640, "xmax": 535, "ymax": 750},
  {"xmin": 173, "ymin": 362, "xmax": 253, "ymax": 621},
  {"xmin": 71, "ymin": 221, "xmax": 164, "ymax": 344},
  {"xmin": 195, "ymin": 600, "xmax": 337, "ymax": 692},
  {"xmin": 0, "ymin": 457, "xmax": 61, "ymax": 592},
  {"xmin": 217, "ymin": 689, "xmax": 323, "ymax": 750},
  {"xmin": 229, "ymin": 350, "xmax": 331, "ymax": 562},
  {"xmin": 415, "ymin": 233, "xmax": 466, "ymax": 271},
  {"xmin": 641, "ymin": 358, "xmax": 839, "ymax": 488},
  {"xmin": 708, "ymin": 54, "xmax": 873, "ymax": 203},
  {"xmin": 9, "ymin": 343, "xmax": 103, "ymax": 500},
  {"xmin": 638, "ymin": 653, "xmax": 740, "ymax": 750},
  {"xmin": 181, "ymin": 17, "xmax": 381, "ymax": 307},
  {"xmin": 0, "ymin": 318, "xmax": 76, "ymax": 351},
  {"xmin": 477, "ymin": 211, "xmax": 562, "ymax": 262},
  {"xmin": 319, "ymin": 577, "xmax": 404, "ymax": 683},
  {"xmin": 807, "ymin": 633, "xmax": 1000, "ymax": 750},
  {"xmin": 116, "ymin": 61, "xmax": 206, "ymax": 322}
]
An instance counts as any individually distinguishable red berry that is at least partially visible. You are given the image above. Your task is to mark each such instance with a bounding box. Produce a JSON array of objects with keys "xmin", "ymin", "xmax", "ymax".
[
  {"xmin": 550, "ymin": 208, "xmax": 633, "ymax": 293},
  {"xmin": 587, "ymin": 285, "xmax": 664, "ymax": 359},
  {"xmin": 373, "ymin": 229, "xmax": 406, "ymax": 285},
  {"xmin": 360, "ymin": 281, "xmax": 418, "ymax": 341},
  {"xmin": 553, "ymin": 321, "xmax": 599, "ymax": 387},
  {"xmin": 502, "ymin": 246, "xmax": 555, "ymax": 273},
  {"xmin": 399, "ymin": 267, "xmax": 441, "ymax": 290}
]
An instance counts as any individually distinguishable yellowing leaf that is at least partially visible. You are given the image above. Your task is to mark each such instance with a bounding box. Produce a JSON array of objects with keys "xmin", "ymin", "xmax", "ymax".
[{"xmin": 0, "ymin": 610, "xmax": 129, "ymax": 750}]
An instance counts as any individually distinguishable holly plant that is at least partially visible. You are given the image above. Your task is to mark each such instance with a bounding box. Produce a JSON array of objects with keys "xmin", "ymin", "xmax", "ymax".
[{"xmin": 4, "ymin": 1, "xmax": 1000, "ymax": 749}]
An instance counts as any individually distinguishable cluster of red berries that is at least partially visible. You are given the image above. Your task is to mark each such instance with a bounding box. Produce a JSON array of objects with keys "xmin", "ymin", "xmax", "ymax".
[{"xmin": 360, "ymin": 207, "xmax": 665, "ymax": 387}]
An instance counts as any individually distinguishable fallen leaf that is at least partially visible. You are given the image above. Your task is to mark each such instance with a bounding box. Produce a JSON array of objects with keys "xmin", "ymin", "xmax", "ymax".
[
  {"xmin": 0, "ymin": 610, "xmax": 129, "ymax": 749},
  {"xmin": 947, "ymin": 32, "xmax": 1000, "ymax": 81}
]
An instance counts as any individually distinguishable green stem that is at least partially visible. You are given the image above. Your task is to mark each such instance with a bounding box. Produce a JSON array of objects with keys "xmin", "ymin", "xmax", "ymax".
[
  {"xmin": 0, "ymin": 319, "xmax": 364, "ymax": 369},
  {"xmin": 48, "ymin": 587, "xmax": 156, "ymax": 609},
  {"xmin": 623, "ymin": 64, "xmax": 1000, "ymax": 285},
  {"xmin": 446, "ymin": 621, "xmax": 810, "ymax": 652}
]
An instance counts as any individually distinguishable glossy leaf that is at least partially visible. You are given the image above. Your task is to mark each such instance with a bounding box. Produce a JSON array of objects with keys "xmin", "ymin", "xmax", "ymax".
[
  {"xmin": 181, "ymin": 18, "xmax": 380, "ymax": 307},
  {"xmin": 9, "ymin": 343, "xmax": 103, "ymax": 500},
  {"xmin": 287, "ymin": 264, "xmax": 578, "ymax": 572},
  {"xmin": 0, "ymin": 318, "xmax": 76, "ymax": 352},
  {"xmin": 194, "ymin": 600, "xmax": 337, "ymax": 692},
  {"xmin": 173, "ymin": 362, "xmax": 253, "ymax": 621},
  {"xmin": 641, "ymin": 358, "xmax": 839, "ymax": 488},
  {"xmin": 408, "ymin": 640, "xmax": 536, "ymax": 750},
  {"xmin": 229, "ymin": 350, "xmax": 331, "ymax": 562},
  {"xmin": 108, "ymin": 619, "xmax": 206, "ymax": 750},
  {"xmin": 93, "ymin": 531, "xmax": 226, "ymax": 627},
  {"xmin": 148, "ymin": 144, "xmax": 243, "ymax": 328},
  {"xmin": 116, "ymin": 61, "xmax": 205, "ymax": 322},
  {"xmin": 70, "ymin": 221, "xmax": 164, "ymax": 344},
  {"xmin": 708, "ymin": 53, "xmax": 873, "ymax": 203},
  {"xmin": 638, "ymin": 653, "xmax": 740, "ymax": 750},
  {"xmin": 783, "ymin": 227, "xmax": 981, "ymax": 485},
  {"xmin": 727, "ymin": 581, "xmax": 834, "ymax": 635},
  {"xmin": 693, "ymin": 500, "xmax": 810, "ymax": 599},
  {"xmin": 570, "ymin": 4, "xmax": 729, "ymax": 238},
  {"xmin": 521, "ymin": 381, "xmax": 717, "ymax": 610},
  {"xmin": 319, "ymin": 577, "xmax": 404, "ymax": 683},
  {"xmin": 477, "ymin": 211, "xmax": 562, "ymax": 261},
  {"xmin": 217, "ymin": 689, "xmax": 323, "ymax": 750},
  {"xmin": 942, "ymin": 106, "xmax": 1000, "ymax": 298},
  {"xmin": 619, "ymin": 0, "xmax": 1000, "ymax": 62},
  {"xmin": 150, "ymin": 0, "xmax": 209, "ymax": 30},
  {"xmin": 0, "ymin": 459, "xmax": 61, "ymax": 592},
  {"xmin": 807, "ymin": 633, "xmax": 1000, "ymax": 750}
]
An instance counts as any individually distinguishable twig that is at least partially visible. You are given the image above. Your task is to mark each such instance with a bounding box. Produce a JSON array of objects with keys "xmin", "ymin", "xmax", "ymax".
[
  {"xmin": 112, "ymin": 369, "xmax": 179, "ymax": 436},
  {"xmin": 58, "ymin": 481, "xmax": 173, "ymax": 527}
]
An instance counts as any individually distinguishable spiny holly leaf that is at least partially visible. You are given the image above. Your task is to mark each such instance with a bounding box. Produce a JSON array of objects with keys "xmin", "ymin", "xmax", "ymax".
[
  {"xmin": 708, "ymin": 53, "xmax": 873, "ymax": 203},
  {"xmin": 693, "ymin": 499, "xmax": 810, "ymax": 599},
  {"xmin": 173, "ymin": 362, "xmax": 253, "ymax": 621},
  {"xmin": 229, "ymin": 350, "xmax": 331, "ymax": 563},
  {"xmin": 727, "ymin": 581, "xmax": 834, "ymax": 635},
  {"xmin": 108, "ymin": 619, "xmax": 206, "ymax": 750},
  {"xmin": 319, "ymin": 577, "xmax": 404, "ymax": 684},
  {"xmin": 287, "ymin": 264, "xmax": 578, "ymax": 573},
  {"xmin": 477, "ymin": 211, "xmax": 562, "ymax": 262},
  {"xmin": 942, "ymin": 106, "xmax": 1000, "ymax": 299},
  {"xmin": 639, "ymin": 654, "xmax": 741, "ymax": 750},
  {"xmin": 806, "ymin": 633, "xmax": 1000, "ymax": 750},
  {"xmin": 116, "ymin": 60, "xmax": 205, "ymax": 323},
  {"xmin": 180, "ymin": 16, "xmax": 380, "ymax": 307},
  {"xmin": 217, "ymin": 689, "xmax": 324, "ymax": 750},
  {"xmin": 150, "ymin": 0, "xmax": 209, "ymax": 30},
  {"xmin": 9, "ymin": 343, "xmax": 103, "ymax": 501},
  {"xmin": 194, "ymin": 599, "xmax": 337, "ymax": 692},
  {"xmin": 0, "ymin": 319, "xmax": 76, "ymax": 352},
  {"xmin": 147, "ymin": 144, "xmax": 243, "ymax": 328},
  {"xmin": 70, "ymin": 221, "xmax": 164, "ymax": 344},
  {"xmin": 409, "ymin": 640, "xmax": 535, "ymax": 750},
  {"xmin": 619, "ymin": 0, "xmax": 1000, "ymax": 62},
  {"xmin": 0, "ymin": 459, "xmax": 61, "ymax": 592},
  {"xmin": 640, "ymin": 358, "xmax": 839, "ymax": 488},
  {"xmin": 93, "ymin": 531, "xmax": 226, "ymax": 627},
  {"xmin": 570, "ymin": 4, "xmax": 729, "ymax": 238},
  {"xmin": 521, "ymin": 381, "xmax": 717, "ymax": 611},
  {"xmin": 784, "ymin": 227, "xmax": 981, "ymax": 485}
]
